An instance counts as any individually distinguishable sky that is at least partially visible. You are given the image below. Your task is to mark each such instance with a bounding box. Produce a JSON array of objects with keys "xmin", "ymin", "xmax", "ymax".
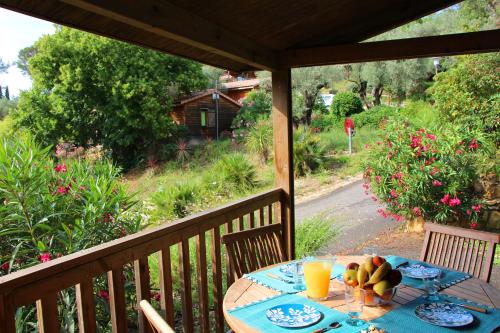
[{"xmin": 0, "ymin": 8, "xmax": 54, "ymax": 97}]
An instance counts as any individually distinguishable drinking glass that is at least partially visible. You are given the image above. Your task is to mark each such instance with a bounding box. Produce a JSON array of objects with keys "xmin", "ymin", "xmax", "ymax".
[
  {"xmin": 292, "ymin": 261, "xmax": 306, "ymax": 291},
  {"xmin": 345, "ymin": 285, "xmax": 365, "ymax": 326},
  {"xmin": 423, "ymin": 274, "xmax": 441, "ymax": 302},
  {"xmin": 303, "ymin": 258, "xmax": 333, "ymax": 300}
]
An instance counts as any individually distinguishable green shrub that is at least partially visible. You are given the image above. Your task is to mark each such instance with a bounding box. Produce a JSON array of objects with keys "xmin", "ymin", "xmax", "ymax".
[
  {"xmin": 429, "ymin": 54, "xmax": 500, "ymax": 144},
  {"xmin": 311, "ymin": 113, "xmax": 340, "ymax": 131},
  {"xmin": 0, "ymin": 133, "xmax": 143, "ymax": 331},
  {"xmin": 295, "ymin": 214, "xmax": 337, "ymax": 258},
  {"xmin": 245, "ymin": 118, "xmax": 273, "ymax": 164},
  {"xmin": 331, "ymin": 92, "xmax": 364, "ymax": 119},
  {"xmin": 215, "ymin": 153, "xmax": 257, "ymax": 190},
  {"xmin": 364, "ymin": 121, "xmax": 491, "ymax": 228},
  {"xmin": 399, "ymin": 100, "xmax": 438, "ymax": 128},
  {"xmin": 232, "ymin": 89, "xmax": 271, "ymax": 129},
  {"xmin": 152, "ymin": 181, "xmax": 199, "ymax": 219},
  {"xmin": 0, "ymin": 133, "xmax": 142, "ymax": 270},
  {"xmin": 351, "ymin": 105, "xmax": 400, "ymax": 128},
  {"xmin": 293, "ymin": 126, "xmax": 325, "ymax": 176}
]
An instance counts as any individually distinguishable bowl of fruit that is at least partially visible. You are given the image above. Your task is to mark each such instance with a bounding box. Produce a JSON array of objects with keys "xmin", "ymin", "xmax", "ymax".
[{"xmin": 343, "ymin": 256, "xmax": 402, "ymax": 307}]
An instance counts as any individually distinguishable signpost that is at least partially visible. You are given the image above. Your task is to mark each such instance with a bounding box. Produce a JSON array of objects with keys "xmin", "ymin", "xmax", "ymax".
[{"xmin": 344, "ymin": 118, "xmax": 355, "ymax": 154}]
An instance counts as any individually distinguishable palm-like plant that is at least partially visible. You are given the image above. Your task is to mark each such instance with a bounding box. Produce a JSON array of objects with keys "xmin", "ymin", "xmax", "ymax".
[{"xmin": 245, "ymin": 118, "xmax": 273, "ymax": 164}]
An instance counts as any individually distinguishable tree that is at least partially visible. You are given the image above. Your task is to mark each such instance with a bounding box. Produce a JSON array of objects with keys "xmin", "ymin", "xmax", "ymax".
[
  {"xmin": 14, "ymin": 27, "xmax": 207, "ymax": 167},
  {"xmin": 4, "ymin": 86, "xmax": 9, "ymax": 100},
  {"xmin": 430, "ymin": 53, "xmax": 500, "ymax": 144},
  {"xmin": 0, "ymin": 58, "xmax": 8, "ymax": 73},
  {"xmin": 16, "ymin": 45, "xmax": 37, "ymax": 76},
  {"xmin": 0, "ymin": 85, "xmax": 3, "ymax": 99},
  {"xmin": 291, "ymin": 66, "xmax": 342, "ymax": 125}
]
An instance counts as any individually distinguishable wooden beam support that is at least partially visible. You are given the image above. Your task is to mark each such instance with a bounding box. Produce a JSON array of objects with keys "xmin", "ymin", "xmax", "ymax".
[
  {"xmin": 272, "ymin": 69, "xmax": 295, "ymax": 260},
  {"xmin": 283, "ymin": 29, "xmax": 500, "ymax": 68},
  {"xmin": 61, "ymin": 0, "xmax": 277, "ymax": 71}
]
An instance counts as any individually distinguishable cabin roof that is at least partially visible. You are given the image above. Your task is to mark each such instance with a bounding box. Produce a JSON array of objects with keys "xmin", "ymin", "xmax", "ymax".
[{"xmin": 175, "ymin": 89, "xmax": 242, "ymax": 108}]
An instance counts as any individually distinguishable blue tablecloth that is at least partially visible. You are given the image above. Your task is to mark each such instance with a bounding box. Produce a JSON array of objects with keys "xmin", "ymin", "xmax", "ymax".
[
  {"xmin": 229, "ymin": 293, "xmax": 368, "ymax": 333},
  {"xmin": 372, "ymin": 294, "xmax": 500, "ymax": 333},
  {"xmin": 385, "ymin": 255, "xmax": 471, "ymax": 290},
  {"xmin": 244, "ymin": 260, "xmax": 345, "ymax": 294}
]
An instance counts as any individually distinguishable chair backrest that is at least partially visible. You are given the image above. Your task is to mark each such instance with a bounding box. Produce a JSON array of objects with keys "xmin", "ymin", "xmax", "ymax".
[
  {"xmin": 221, "ymin": 223, "xmax": 286, "ymax": 280},
  {"xmin": 139, "ymin": 300, "xmax": 175, "ymax": 333},
  {"xmin": 420, "ymin": 223, "xmax": 500, "ymax": 282}
]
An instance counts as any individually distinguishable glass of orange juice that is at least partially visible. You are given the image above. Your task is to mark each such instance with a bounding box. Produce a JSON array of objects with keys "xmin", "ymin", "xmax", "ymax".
[{"xmin": 303, "ymin": 257, "xmax": 334, "ymax": 300}]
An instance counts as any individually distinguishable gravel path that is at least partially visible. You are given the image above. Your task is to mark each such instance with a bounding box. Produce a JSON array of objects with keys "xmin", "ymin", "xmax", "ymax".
[{"xmin": 295, "ymin": 180, "xmax": 401, "ymax": 253}]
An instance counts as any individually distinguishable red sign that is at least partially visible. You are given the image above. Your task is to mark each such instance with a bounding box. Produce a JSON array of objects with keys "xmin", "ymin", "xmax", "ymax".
[{"xmin": 344, "ymin": 118, "xmax": 355, "ymax": 135}]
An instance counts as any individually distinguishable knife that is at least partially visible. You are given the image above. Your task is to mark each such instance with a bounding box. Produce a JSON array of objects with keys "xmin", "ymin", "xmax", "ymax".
[
  {"xmin": 445, "ymin": 300, "xmax": 488, "ymax": 313},
  {"xmin": 266, "ymin": 273, "xmax": 293, "ymax": 284}
]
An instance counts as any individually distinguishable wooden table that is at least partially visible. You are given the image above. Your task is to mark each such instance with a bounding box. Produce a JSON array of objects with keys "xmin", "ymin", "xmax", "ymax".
[{"xmin": 223, "ymin": 255, "xmax": 500, "ymax": 332}]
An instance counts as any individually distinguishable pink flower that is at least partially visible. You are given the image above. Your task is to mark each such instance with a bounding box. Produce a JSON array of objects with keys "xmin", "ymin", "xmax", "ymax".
[
  {"xmin": 426, "ymin": 133, "xmax": 436, "ymax": 140},
  {"xmin": 390, "ymin": 189, "xmax": 398, "ymax": 198},
  {"xmin": 98, "ymin": 290, "xmax": 110, "ymax": 302},
  {"xmin": 377, "ymin": 208, "xmax": 389, "ymax": 219},
  {"xmin": 455, "ymin": 149, "xmax": 463, "ymax": 155},
  {"xmin": 472, "ymin": 205, "xmax": 481, "ymax": 213},
  {"xmin": 151, "ymin": 291, "xmax": 161, "ymax": 302},
  {"xmin": 469, "ymin": 222, "xmax": 478, "ymax": 229},
  {"xmin": 448, "ymin": 197, "xmax": 461, "ymax": 207},
  {"xmin": 376, "ymin": 141, "xmax": 382, "ymax": 145},
  {"xmin": 1, "ymin": 262, "xmax": 9, "ymax": 271},
  {"xmin": 430, "ymin": 167, "xmax": 439, "ymax": 176},
  {"xmin": 39, "ymin": 252, "xmax": 51, "ymax": 263},
  {"xmin": 392, "ymin": 214, "xmax": 404, "ymax": 222},
  {"xmin": 362, "ymin": 183, "xmax": 369, "ymax": 190},
  {"xmin": 375, "ymin": 176, "xmax": 382, "ymax": 183},
  {"xmin": 392, "ymin": 172, "xmax": 403, "ymax": 180},
  {"xmin": 54, "ymin": 164, "xmax": 67, "ymax": 173},
  {"xmin": 466, "ymin": 210, "xmax": 471, "ymax": 216},
  {"xmin": 413, "ymin": 207, "xmax": 422, "ymax": 216},
  {"xmin": 440, "ymin": 194, "xmax": 450, "ymax": 205},
  {"xmin": 78, "ymin": 185, "xmax": 86, "ymax": 191},
  {"xmin": 371, "ymin": 195, "xmax": 378, "ymax": 202},
  {"xmin": 56, "ymin": 186, "xmax": 69, "ymax": 195},
  {"xmin": 364, "ymin": 144, "xmax": 370, "ymax": 149},
  {"xmin": 432, "ymin": 180, "xmax": 442, "ymax": 187},
  {"xmin": 468, "ymin": 139, "xmax": 479, "ymax": 150}
]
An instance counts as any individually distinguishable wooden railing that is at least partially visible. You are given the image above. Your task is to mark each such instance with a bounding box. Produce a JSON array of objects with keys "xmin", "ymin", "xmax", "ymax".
[{"xmin": 0, "ymin": 188, "xmax": 286, "ymax": 333}]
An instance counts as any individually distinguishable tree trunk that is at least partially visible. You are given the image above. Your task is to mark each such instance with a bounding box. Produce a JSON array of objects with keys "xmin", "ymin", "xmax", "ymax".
[
  {"xmin": 358, "ymin": 81, "xmax": 371, "ymax": 109},
  {"xmin": 372, "ymin": 84, "xmax": 383, "ymax": 106}
]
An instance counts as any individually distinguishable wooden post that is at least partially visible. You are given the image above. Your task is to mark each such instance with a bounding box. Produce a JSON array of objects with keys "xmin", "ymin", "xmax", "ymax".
[{"xmin": 272, "ymin": 68, "xmax": 295, "ymax": 260}]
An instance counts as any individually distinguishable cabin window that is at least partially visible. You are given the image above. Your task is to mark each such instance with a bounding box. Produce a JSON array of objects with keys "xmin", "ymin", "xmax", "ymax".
[
  {"xmin": 200, "ymin": 109, "xmax": 207, "ymax": 127},
  {"xmin": 200, "ymin": 108, "xmax": 215, "ymax": 128}
]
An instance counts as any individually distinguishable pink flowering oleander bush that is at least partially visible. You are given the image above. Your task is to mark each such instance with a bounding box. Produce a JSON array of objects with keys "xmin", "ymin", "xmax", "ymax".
[
  {"xmin": 0, "ymin": 134, "xmax": 144, "ymax": 331},
  {"xmin": 363, "ymin": 121, "xmax": 491, "ymax": 229}
]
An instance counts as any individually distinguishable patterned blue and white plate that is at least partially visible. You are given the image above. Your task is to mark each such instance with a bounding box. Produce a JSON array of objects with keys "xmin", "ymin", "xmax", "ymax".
[
  {"xmin": 399, "ymin": 264, "xmax": 440, "ymax": 279},
  {"xmin": 265, "ymin": 303, "xmax": 323, "ymax": 328},
  {"xmin": 415, "ymin": 302, "xmax": 474, "ymax": 327},
  {"xmin": 278, "ymin": 263, "xmax": 304, "ymax": 277}
]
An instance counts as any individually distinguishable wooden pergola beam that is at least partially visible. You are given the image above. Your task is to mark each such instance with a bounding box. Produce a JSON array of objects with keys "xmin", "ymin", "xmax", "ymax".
[
  {"xmin": 61, "ymin": 0, "xmax": 277, "ymax": 71},
  {"xmin": 282, "ymin": 29, "xmax": 500, "ymax": 68}
]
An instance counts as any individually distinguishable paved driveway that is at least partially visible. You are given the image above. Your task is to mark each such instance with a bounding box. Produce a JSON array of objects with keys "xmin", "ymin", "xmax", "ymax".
[{"xmin": 295, "ymin": 180, "xmax": 400, "ymax": 253}]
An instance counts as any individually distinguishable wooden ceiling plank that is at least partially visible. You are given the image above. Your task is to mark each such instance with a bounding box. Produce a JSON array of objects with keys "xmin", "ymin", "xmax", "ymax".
[
  {"xmin": 60, "ymin": 0, "xmax": 277, "ymax": 71},
  {"xmin": 282, "ymin": 29, "xmax": 500, "ymax": 68}
]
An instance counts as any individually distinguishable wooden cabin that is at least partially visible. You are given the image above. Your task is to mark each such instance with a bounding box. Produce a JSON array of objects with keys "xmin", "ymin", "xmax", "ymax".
[{"xmin": 171, "ymin": 89, "xmax": 241, "ymax": 138}]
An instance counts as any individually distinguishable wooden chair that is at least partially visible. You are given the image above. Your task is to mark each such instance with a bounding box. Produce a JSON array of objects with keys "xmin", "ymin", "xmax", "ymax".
[
  {"xmin": 420, "ymin": 223, "xmax": 500, "ymax": 282},
  {"xmin": 139, "ymin": 300, "xmax": 175, "ymax": 333},
  {"xmin": 222, "ymin": 223, "xmax": 286, "ymax": 280}
]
